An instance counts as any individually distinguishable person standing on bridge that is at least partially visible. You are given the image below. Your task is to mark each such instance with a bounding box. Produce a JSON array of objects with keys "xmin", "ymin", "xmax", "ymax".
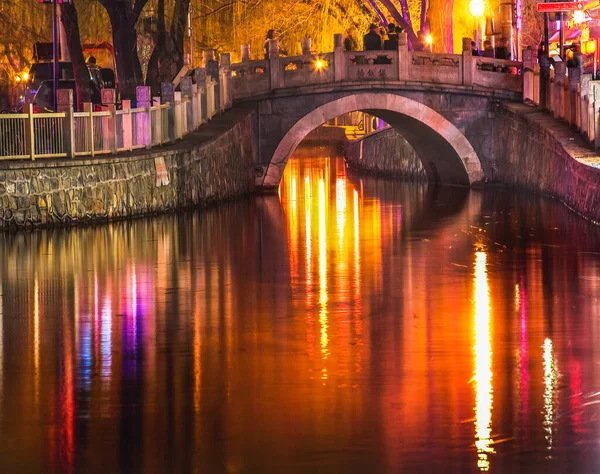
[
  {"xmin": 264, "ymin": 30, "xmax": 281, "ymax": 59},
  {"xmin": 384, "ymin": 25, "xmax": 399, "ymax": 50},
  {"xmin": 344, "ymin": 27, "xmax": 359, "ymax": 51},
  {"xmin": 364, "ymin": 24, "xmax": 383, "ymax": 51}
]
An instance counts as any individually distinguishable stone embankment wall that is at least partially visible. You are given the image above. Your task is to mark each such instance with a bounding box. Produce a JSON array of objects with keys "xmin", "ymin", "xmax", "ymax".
[
  {"xmin": 494, "ymin": 103, "xmax": 600, "ymax": 223},
  {"xmin": 344, "ymin": 128, "xmax": 427, "ymax": 181},
  {"xmin": 0, "ymin": 112, "xmax": 255, "ymax": 229}
]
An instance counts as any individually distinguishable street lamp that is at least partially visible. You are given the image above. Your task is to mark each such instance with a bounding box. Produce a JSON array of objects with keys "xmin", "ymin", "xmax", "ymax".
[{"xmin": 469, "ymin": 0, "xmax": 485, "ymax": 53}]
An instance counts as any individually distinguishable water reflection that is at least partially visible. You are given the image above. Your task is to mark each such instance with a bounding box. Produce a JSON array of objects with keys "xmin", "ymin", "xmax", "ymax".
[
  {"xmin": 2, "ymin": 149, "xmax": 600, "ymax": 473},
  {"xmin": 543, "ymin": 338, "xmax": 558, "ymax": 455},
  {"xmin": 473, "ymin": 251, "xmax": 494, "ymax": 471}
]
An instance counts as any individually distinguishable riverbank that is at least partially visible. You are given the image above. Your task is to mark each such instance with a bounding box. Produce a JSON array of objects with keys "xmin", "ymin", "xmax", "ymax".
[
  {"xmin": 0, "ymin": 106, "xmax": 256, "ymax": 229},
  {"xmin": 494, "ymin": 102, "xmax": 600, "ymax": 223},
  {"xmin": 344, "ymin": 103, "xmax": 600, "ymax": 224}
]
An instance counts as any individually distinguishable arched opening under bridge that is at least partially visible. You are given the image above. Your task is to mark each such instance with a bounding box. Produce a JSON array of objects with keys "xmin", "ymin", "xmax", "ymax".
[{"xmin": 260, "ymin": 93, "xmax": 484, "ymax": 189}]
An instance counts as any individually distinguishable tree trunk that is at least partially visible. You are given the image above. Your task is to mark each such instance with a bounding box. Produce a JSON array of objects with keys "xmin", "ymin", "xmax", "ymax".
[
  {"xmin": 60, "ymin": 3, "xmax": 91, "ymax": 108},
  {"xmin": 99, "ymin": 0, "xmax": 148, "ymax": 100},
  {"xmin": 428, "ymin": 0, "xmax": 454, "ymax": 53},
  {"xmin": 110, "ymin": 11, "xmax": 144, "ymax": 99},
  {"xmin": 146, "ymin": 0, "xmax": 190, "ymax": 95},
  {"xmin": 146, "ymin": 0, "xmax": 166, "ymax": 95}
]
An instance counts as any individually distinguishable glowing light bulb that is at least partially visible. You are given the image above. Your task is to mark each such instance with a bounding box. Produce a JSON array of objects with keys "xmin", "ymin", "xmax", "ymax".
[
  {"xmin": 22, "ymin": 72, "xmax": 29, "ymax": 81},
  {"xmin": 470, "ymin": 0, "xmax": 485, "ymax": 17},
  {"xmin": 573, "ymin": 10, "xmax": 585, "ymax": 24},
  {"xmin": 315, "ymin": 59, "xmax": 325, "ymax": 70},
  {"xmin": 426, "ymin": 34, "xmax": 433, "ymax": 45}
]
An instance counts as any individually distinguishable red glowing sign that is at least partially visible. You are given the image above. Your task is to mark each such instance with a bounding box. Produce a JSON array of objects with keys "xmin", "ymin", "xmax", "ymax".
[{"xmin": 536, "ymin": 1, "xmax": 585, "ymax": 12}]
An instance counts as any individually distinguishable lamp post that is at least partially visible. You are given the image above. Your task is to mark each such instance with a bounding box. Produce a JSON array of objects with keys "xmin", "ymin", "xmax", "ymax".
[{"xmin": 470, "ymin": 0, "xmax": 485, "ymax": 54}]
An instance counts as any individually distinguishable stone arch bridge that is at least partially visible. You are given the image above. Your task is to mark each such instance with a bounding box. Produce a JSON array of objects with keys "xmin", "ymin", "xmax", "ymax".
[{"xmin": 228, "ymin": 34, "xmax": 529, "ymax": 189}]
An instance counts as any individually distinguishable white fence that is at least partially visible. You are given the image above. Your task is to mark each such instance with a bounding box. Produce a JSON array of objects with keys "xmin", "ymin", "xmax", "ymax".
[{"xmin": 0, "ymin": 72, "xmax": 229, "ymax": 161}]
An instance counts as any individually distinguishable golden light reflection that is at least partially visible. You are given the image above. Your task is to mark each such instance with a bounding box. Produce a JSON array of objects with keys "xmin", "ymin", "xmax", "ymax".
[
  {"xmin": 336, "ymin": 177, "xmax": 346, "ymax": 242},
  {"xmin": 543, "ymin": 338, "xmax": 558, "ymax": 456},
  {"xmin": 319, "ymin": 178, "xmax": 329, "ymax": 365},
  {"xmin": 473, "ymin": 251, "xmax": 494, "ymax": 471},
  {"xmin": 34, "ymin": 274, "xmax": 40, "ymax": 405}
]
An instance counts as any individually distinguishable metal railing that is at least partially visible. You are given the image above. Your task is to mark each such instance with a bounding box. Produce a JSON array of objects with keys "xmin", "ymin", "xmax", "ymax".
[
  {"xmin": 0, "ymin": 75, "xmax": 229, "ymax": 161},
  {"xmin": 0, "ymin": 107, "xmax": 68, "ymax": 160}
]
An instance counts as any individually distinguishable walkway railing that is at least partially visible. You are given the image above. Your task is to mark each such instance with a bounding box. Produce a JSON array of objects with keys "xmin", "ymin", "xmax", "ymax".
[
  {"xmin": 230, "ymin": 35, "xmax": 523, "ymax": 100},
  {"xmin": 0, "ymin": 63, "xmax": 233, "ymax": 161},
  {"xmin": 523, "ymin": 50, "xmax": 600, "ymax": 148}
]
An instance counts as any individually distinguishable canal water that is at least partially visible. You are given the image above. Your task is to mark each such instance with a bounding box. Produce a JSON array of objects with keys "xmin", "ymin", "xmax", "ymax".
[{"xmin": 2, "ymin": 147, "xmax": 600, "ymax": 473}]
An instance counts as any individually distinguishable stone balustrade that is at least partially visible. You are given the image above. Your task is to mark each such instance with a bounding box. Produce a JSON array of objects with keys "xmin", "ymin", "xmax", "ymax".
[
  {"xmin": 523, "ymin": 47, "xmax": 600, "ymax": 150},
  {"xmin": 229, "ymin": 34, "xmax": 524, "ymax": 100}
]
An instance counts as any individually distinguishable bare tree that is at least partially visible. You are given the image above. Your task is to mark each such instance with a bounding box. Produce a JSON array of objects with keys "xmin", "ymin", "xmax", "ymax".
[
  {"xmin": 146, "ymin": 0, "xmax": 190, "ymax": 94},
  {"xmin": 97, "ymin": 0, "xmax": 149, "ymax": 99},
  {"xmin": 60, "ymin": 2, "xmax": 91, "ymax": 106}
]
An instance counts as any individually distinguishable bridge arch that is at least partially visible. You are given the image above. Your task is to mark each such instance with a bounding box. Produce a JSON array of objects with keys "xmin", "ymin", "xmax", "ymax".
[{"xmin": 261, "ymin": 93, "xmax": 485, "ymax": 188}]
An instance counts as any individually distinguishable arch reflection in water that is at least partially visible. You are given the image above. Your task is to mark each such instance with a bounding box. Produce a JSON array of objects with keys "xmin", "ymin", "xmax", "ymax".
[{"xmin": 473, "ymin": 251, "xmax": 494, "ymax": 471}]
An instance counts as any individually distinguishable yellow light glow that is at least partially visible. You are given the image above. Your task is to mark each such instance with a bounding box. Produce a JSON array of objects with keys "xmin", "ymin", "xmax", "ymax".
[
  {"xmin": 573, "ymin": 9, "xmax": 585, "ymax": 24},
  {"xmin": 586, "ymin": 41, "xmax": 597, "ymax": 54},
  {"xmin": 426, "ymin": 34, "xmax": 433, "ymax": 45},
  {"xmin": 14, "ymin": 75, "xmax": 21, "ymax": 83},
  {"xmin": 473, "ymin": 251, "xmax": 494, "ymax": 471},
  {"xmin": 22, "ymin": 72, "xmax": 29, "ymax": 81},
  {"xmin": 315, "ymin": 59, "xmax": 325, "ymax": 70},
  {"xmin": 318, "ymin": 178, "xmax": 329, "ymax": 363},
  {"xmin": 469, "ymin": 0, "xmax": 485, "ymax": 17}
]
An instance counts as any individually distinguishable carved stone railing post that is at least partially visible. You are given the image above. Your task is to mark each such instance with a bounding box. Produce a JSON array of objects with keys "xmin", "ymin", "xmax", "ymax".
[
  {"xmin": 241, "ymin": 44, "xmax": 251, "ymax": 62},
  {"xmin": 180, "ymin": 76, "xmax": 193, "ymax": 132},
  {"xmin": 580, "ymin": 74, "xmax": 591, "ymax": 138},
  {"xmin": 553, "ymin": 62, "xmax": 566, "ymax": 119},
  {"xmin": 522, "ymin": 48, "xmax": 534, "ymax": 103},
  {"xmin": 136, "ymin": 86, "xmax": 152, "ymax": 148},
  {"xmin": 462, "ymin": 37, "xmax": 473, "ymax": 86},
  {"xmin": 161, "ymin": 82, "xmax": 175, "ymax": 143},
  {"xmin": 569, "ymin": 59, "xmax": 583, "ymax": 126},
  {"xmin": 333, "ymin": 33, "xmax": 346, "ymax": 81},
  {"xmin": 194, "ymin": 68, "xmax": 208, "ymax": 123},
  {"xmin": 564, "ymin": 75, "xmax": 571, "ymax": 124},
  {"xmin": 533, "ymin": 63, "xmax": 540, "ymax": 105},
  {"xmin": 302, "ymin": 37, "xmax": 311, "ymax": 56},
  {"xmin": 121, "ymin": 99, "xmax": 133, "ymax": 150},
  {"xmin": 589, "ymin": 80, "xmax": 598, "ymax": 143},
  {"xmin": 57, "ymin": 89, "xmax": 75, "ymax": 158},
  {"xmin": 221, "ymin": 52, "xmax": 233, "ymax": 108},
  {"xmin": 398, "ymin": 32, "xmax": 409, "ymax": 81},
  {"xmin": 594, "ymin": 83, "xmax": 600, "ymax": 151},
  {"xmin": 269, "ymin": 39, "xmax": 283, "ymax": 89}
]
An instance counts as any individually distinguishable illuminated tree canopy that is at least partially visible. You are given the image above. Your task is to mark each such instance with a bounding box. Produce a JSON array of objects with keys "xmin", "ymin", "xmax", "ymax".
[{"xmin": 0, "ymin": 0, "xmax": 540, "ymax": 99}]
